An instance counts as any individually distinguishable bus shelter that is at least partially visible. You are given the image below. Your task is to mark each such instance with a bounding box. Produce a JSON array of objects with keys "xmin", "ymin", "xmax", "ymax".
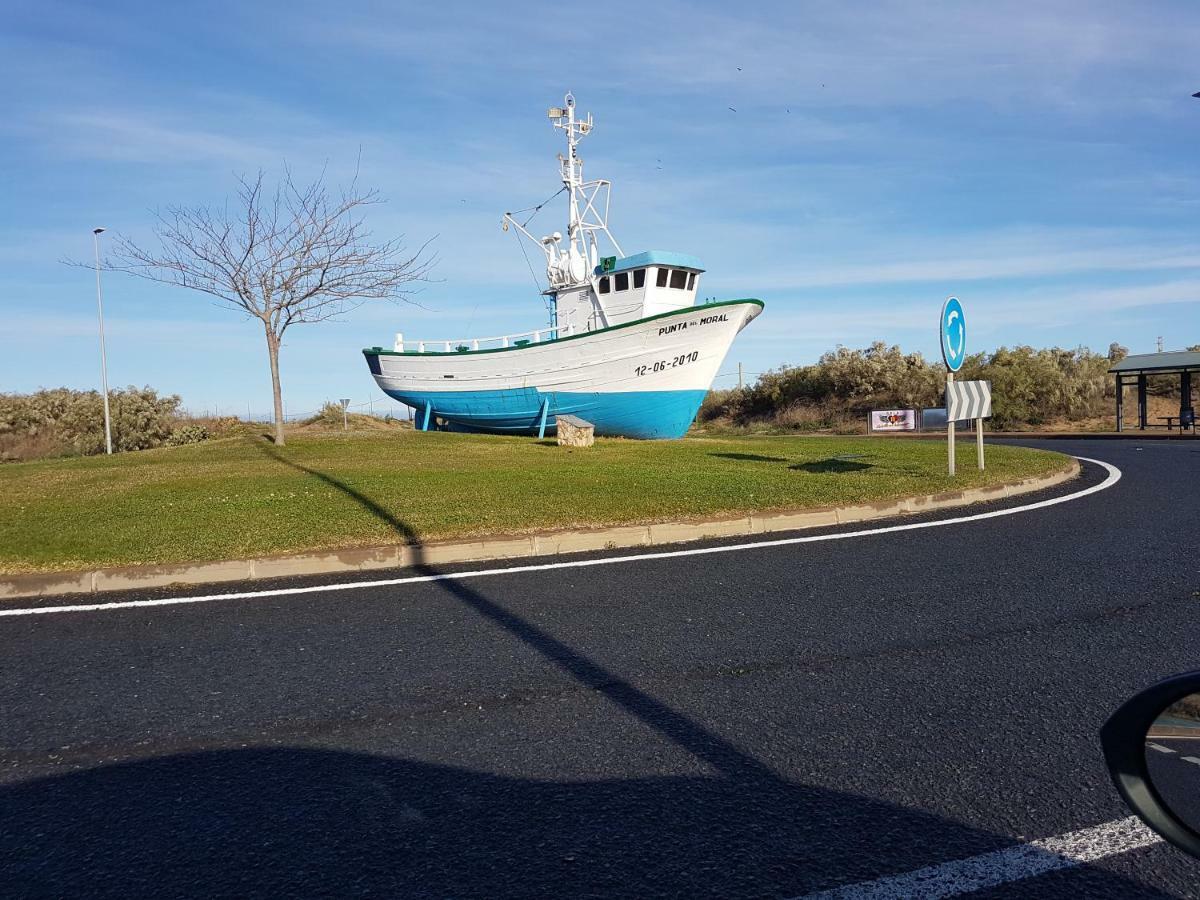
[{"xmin": 1110, "ymin": 350, "xmax": 1200, "ymax": 431}]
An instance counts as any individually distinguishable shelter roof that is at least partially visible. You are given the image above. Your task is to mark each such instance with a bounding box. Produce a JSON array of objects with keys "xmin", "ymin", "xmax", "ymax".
[{"xmin": 1109, "ymin": 350, "xmax": 1200, "ymax": 375}]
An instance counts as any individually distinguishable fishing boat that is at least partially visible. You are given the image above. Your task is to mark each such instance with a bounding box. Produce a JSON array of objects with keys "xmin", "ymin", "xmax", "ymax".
[{"xmin": 363, "ymin": 93, "xmax": 763, "ymax": 439}]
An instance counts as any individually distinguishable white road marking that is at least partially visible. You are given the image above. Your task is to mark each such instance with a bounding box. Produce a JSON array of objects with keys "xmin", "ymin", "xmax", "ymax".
[
  {"xmin": 799, "ymin": 815, "xmax": 1161, "ymax": 899},
  {"xmin": 1148, "ymin": 742, "xmax": 1177, "ymax": 754},
  {"xmin": 0, "ymin": 456, "xmax": 1121, "ymax": 619},
  {"xmin": 1182, "ymin": 756, "xmax": 1200, "ymax": 766}
]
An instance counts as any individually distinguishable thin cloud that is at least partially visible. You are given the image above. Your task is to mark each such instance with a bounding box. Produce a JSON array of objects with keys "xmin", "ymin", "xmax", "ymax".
[{"xmin": 744, "ymin": 247, "xmax": 1200, "ymax": 291}]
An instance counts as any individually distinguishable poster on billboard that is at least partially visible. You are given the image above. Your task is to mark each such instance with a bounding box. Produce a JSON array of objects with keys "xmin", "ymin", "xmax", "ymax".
[{"xmin": 870, "ymin": 409, "xmax": 916, "ymax": 432}]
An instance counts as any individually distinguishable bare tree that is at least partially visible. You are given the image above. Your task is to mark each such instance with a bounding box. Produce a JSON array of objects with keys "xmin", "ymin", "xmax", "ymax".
[{"xmin": 105, "ymin": 168, "xmax": 434, "ymax": 445}]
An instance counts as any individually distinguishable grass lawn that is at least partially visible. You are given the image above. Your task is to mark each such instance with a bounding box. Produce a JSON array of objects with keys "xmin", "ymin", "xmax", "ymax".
[{"xmin": 0, "ymin": 431, "xmax": 1069, "ymax": 574}]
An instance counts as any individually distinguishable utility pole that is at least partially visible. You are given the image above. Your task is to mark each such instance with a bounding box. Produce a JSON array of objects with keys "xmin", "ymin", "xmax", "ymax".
[
  {"xmin": 1157, "ymin": 336, "xmax": 1164, "ymax": 353},
  {"xmin": 92, "ymin": 228, "xmax": 113, "ymax": 455},
  {"xmin": 737, "ymin": 362, "xmax": 744, "ymax": 390}
]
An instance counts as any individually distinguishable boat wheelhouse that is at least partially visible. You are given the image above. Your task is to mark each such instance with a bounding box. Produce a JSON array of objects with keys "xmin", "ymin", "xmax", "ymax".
[{"xmin": 363, "ymin": 93, "xmax": 762, "ymax": 439}]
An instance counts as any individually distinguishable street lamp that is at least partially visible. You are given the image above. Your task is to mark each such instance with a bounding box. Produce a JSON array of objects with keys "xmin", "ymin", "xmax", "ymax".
[{"xmin": 92, "ymin": 228, "xmax": 113, "ymax": 455}]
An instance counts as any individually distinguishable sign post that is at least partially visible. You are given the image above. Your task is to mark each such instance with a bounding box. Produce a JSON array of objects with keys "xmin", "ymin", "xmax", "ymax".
[
  {"xmin": 947, "ymin": 373, "xmax": 956, "ymax": 475},
  {"xmin": 946, "ymin": 379, "xmax": 993, "ymax": 471},
  {"xmin": 939, "ymin": 297, "xmax": 966, "ymax": 476},
  {"xmin": 340, "ymin": 398, "xmax": 351, "ymax": 431},
  {"xmin": 976, "ymin": 415, "xmax": 984, "ymax": 471}
]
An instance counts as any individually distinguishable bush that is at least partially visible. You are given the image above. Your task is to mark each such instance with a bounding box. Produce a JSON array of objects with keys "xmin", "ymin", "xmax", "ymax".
[
  {"xmin": 958, "ymin": 346, "xmax": 1112, "ymax": 429},
  {"xmin": 304, "ymin": 401, "xmax": 348, "ymax": 428},
  {"xmin": 166, "ymin": 424, "xmax": 210, "ymax": 446},
  {"xmin": 0, "ymin": 386, "xmax": 182, "ymax": 461},
  {"xmin": 699, "ymin": 341, "xmax": 1124, "ymax": 432},
  {"xmin": 702, "ymin": 342, "xmax": 943, "ymax": 429},
  {"xmin": 696, "ymin": 388, "xmax": 737, "ymax": 423},
  {"xmin": 183, "ymin": 415, "xmax": 242, "ymax": 435}
]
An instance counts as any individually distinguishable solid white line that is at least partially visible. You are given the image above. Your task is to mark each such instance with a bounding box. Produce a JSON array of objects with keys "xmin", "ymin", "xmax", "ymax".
[
  {"xmin": 0, "ymin": 455, "xmax": 1120, "ymax": 619},
  {"xmin": 799, "ymin": 815, "xmax": 1161, "ymax": 899}
]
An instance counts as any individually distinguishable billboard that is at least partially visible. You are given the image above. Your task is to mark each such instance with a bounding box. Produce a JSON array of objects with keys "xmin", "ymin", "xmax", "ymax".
[{"xmin": 870, "ymin": 409, "xmax": 916, "ymax": 432}]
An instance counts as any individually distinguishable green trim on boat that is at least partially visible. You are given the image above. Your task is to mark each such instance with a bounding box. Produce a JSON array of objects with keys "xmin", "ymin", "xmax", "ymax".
[{"xmin": 363, "ymin": 298, "xmax": 764, "ymax": 358}]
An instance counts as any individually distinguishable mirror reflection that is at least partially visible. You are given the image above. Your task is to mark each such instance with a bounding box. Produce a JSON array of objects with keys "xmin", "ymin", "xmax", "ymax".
[{"xmin": 1145, "ymin": 692, "xmax": 1200, "ymax": 832}]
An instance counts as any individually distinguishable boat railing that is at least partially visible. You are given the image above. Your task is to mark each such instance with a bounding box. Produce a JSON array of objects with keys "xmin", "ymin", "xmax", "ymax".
[{"xmin": 393, "ymin": 323, "xmax": 579, "ymax": 354}]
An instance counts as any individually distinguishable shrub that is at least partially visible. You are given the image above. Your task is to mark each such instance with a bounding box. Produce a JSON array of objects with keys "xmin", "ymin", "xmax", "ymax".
[
  {"xmin": 696, "ymin": 388, "xmax": 737, "ymax": 423},
  {"xmin": 0, "ymin": 386, "xmax": 182, "ymax": 460},
  {"xmin": 304, "ymin": 401, "xmax": 349, "ymax": 428},
  {"xmin": 701, "ymin": 342, "xmax": 943, "ymax": 429},
  {"xmin": 698, "ymin": 341, "xmax": 1124, "ymax": 432},
  {"xmin": 185, "ymin": 415, "xmax": 241, "ymax": 435},
  {"xmin": 958, "ymin": 346, "xmax": 1112, "ymax": 429},
  {"xmin": 166, "ymin": 424, "xmax": 210, "ymax": 446}
]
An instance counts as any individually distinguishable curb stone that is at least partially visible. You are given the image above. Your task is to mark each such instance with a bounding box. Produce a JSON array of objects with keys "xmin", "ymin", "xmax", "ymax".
[{"xmin": 0, "ymin": 460, "xmax": 1079, "ymax": 600}]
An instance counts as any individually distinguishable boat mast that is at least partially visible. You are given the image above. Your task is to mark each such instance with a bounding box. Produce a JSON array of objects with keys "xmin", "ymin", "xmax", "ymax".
[
  {"xmin": 501, "ymin": 93, "xmax": 623, "ymax": 297},
  {"xmin": 560, "ymin": 94, "xmax": 587, "ymax": 266}
]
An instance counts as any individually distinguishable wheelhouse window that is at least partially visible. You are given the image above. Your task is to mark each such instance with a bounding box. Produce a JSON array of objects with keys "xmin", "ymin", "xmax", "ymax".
[
  {"xmin": 687, "ymin": 272, "xmax": 696, "ymax": 290},
  {"xmin": 669, "ymin": 269, "xmax": 688, "ymax": 290},
  {"xmin": 656, "ymin": 267, "xmax": 668, "ymax": 288},
  {"xmin": 598, "ymin": 276, "xmax": 610, "ymax": 294},
  {"xmin": 614, "ymin": 271, "xmax": 629, "ymax": 291},
  {"xmin": 633, "ymin": 268, "xmax": 645, "ymax": 289}
]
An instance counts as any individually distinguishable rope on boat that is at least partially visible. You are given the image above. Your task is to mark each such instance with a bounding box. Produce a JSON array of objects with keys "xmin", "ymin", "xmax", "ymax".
[
  {"xmin": 512, "ymin": 222, "xmax": 549, "ymax": 308},
  {"xmin": 508, "ymin": 185, "xmax": 567, "ymax": 312},
  {"xmin": 511, "ymin": 186, "xmax": 567, "ymax": 228}
]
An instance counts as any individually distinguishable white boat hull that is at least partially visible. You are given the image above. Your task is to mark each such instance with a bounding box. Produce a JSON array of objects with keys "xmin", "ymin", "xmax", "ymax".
[{"xmin": 363, "ymin": 299, "xmax": 762, "ymax": 439}]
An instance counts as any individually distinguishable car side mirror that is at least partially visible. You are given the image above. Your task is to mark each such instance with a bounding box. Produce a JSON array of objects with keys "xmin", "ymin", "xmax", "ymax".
[{"xmin": 1101, "ymin": 671, "xmax": 1200, "ymax": 858}]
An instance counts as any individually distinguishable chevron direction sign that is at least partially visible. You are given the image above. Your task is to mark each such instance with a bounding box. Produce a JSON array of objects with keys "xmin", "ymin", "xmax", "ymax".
[{"xmin": 946, "ymin": 379, "xmax": 992, "ymax": 422}]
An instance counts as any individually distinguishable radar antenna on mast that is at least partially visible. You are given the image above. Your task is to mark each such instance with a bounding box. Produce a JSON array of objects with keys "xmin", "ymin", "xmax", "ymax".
[{"xmin": 502, "ymin": 93, "xmax": 623, "ymax": 291}]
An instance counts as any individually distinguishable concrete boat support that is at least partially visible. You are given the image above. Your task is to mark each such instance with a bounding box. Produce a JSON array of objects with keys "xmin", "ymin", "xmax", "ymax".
[{"xmin": 0, "ymin": 460, "xmax": 1078, "ymax": 600}]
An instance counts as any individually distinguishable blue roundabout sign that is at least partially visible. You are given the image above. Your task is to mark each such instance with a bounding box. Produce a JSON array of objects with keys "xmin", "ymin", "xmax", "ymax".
[{"xmin": 939, "ymin": 296, "xmax": 966, "ymax": 372}]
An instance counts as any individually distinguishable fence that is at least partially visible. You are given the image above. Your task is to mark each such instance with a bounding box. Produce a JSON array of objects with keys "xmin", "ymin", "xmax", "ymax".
[{"xmin": 182, "ymin": 397, "xmax": 417, "ymax": 424}]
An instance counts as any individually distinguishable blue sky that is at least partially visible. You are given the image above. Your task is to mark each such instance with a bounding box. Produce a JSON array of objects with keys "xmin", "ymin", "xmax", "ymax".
[{"xmin": 2, "ymin": 0, "xmax": 1198, "ymax": 417}]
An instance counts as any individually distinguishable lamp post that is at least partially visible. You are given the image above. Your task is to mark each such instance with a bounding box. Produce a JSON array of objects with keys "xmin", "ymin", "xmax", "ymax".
[{"xmin": 92, "ymin": 228, "xmax": 113, "ymax": 455}]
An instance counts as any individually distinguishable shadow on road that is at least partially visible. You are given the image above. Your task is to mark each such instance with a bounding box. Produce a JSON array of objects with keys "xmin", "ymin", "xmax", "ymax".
[
  {"xmin": 6, "ymin": 745, "xmax": 1174, "ymax": 898},
  {"xmin": 0, "ymin": 444, "xmax": 1172, "ymax": 897},
  {"xmin": 256, "ymin": 444, "xmax": 773, "ymax": 782}
]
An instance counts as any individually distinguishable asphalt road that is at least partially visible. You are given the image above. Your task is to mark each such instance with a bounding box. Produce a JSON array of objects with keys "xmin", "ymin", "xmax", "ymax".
[
  {"xmin": 1147, "ymin": 735, "xmax": 1200, "ymax": 831},
  {"xmin": 1, "ymin": 438, "xmax": 1199, "ymax": 898}
]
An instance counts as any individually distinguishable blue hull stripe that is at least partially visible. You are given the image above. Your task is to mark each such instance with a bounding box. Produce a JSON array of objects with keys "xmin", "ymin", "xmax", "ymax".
[{"xmin": 380, "ymin": 388, "xmax": 708, "ymax": 440}]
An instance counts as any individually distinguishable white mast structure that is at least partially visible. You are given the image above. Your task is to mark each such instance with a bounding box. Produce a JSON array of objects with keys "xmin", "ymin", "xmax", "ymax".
[{"xmin": 503, "ymin": 93, "xmax": 624, "ymax": 329}]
